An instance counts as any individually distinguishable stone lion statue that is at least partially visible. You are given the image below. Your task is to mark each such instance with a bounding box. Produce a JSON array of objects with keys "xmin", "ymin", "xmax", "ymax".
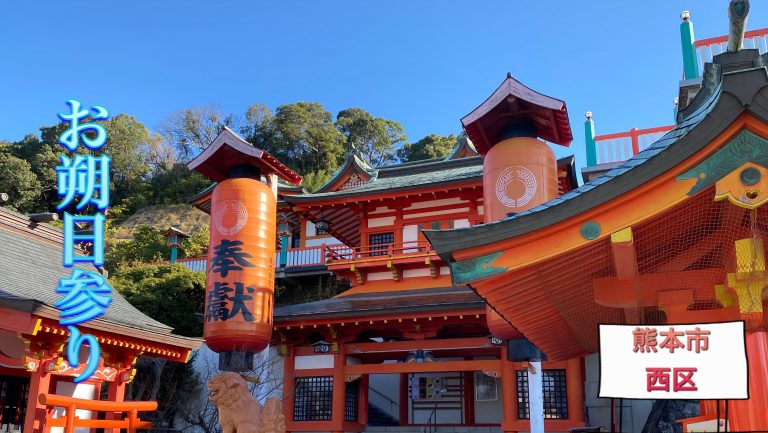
[{"xmin": 208, "ymin": 372, "xmax": 285, "ymax": 433}]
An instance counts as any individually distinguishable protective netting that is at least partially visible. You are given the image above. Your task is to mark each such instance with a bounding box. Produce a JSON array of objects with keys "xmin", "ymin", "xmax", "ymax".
[{"xmin": 498, "ymin": 186, "xmax": 768, "ymax": 358}]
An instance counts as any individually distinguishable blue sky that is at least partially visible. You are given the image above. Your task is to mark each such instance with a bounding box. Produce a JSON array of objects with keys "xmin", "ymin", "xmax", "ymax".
[{"xmin": 1, "ymin": 2, "xmax": 766, "ymax": 174}]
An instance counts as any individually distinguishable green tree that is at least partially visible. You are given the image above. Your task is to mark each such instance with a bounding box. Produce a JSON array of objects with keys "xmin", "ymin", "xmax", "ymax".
[
  {"xmin": 110, "ymin": 264, "xmax": 205, "ymax": 337},
  {"xmin": 105, "ymin": 225, "xmax": 209, "ymax": 272},
  {"xmin": 335, "ymin": 108, "xmax": 407, "ymax": 166},
  {"xmin": 267, "ymin": 102, "xmax": 345, "ymax": 176},
  {"xmin": 397, "ymin": 133, "xmax": 457, "ymax": 162},
  {"xmin": 0, "ymin": 150, "xmax": 42, "ymax": 212}
]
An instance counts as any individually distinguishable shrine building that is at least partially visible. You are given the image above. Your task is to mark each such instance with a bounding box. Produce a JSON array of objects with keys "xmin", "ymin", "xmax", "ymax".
[
  {"xmin": 178, "ymin": 10, "xmax": 768, "ymax": 433},
  {"xmin": 0, "ymin": 206, "xmax": 200, "ymax": 433}
]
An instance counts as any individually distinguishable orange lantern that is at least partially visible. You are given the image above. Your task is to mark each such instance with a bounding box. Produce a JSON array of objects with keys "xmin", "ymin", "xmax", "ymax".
[
  {"xmin": 482, "ymin": 137, "xmax": 557, "ymax": 223},
  {"xmin": 204, "ymin": 177, "xmax": 277, "ymax": 353}
]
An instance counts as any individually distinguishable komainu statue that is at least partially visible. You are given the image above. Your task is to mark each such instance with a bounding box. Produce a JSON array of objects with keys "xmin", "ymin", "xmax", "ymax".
[{"xmin": 208, "ymin": 372, "xmax": 286, "ymax": 433}]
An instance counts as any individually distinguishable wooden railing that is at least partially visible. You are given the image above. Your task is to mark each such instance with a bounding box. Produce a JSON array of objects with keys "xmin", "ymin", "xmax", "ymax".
[
  {"xmin": 38, "ymin": 394, "xmax": 156, "ymax": 433},
  {"xmin": 695, "ymin": 28, "xmax": 768, "ymax": 74},
  {"xmin": 171, "ymin": 246, "xmax": 329, "ymax": 272},
  {"xmin": 324, "ymin": 241, "xmax": 437, "ymax": 265},
  {"xmin": 594, "ymin": 125, "xmax": 674, "ymax": 165},
  {"xmin": 286, "ymin": 246, "xmax": 325, "ymax": 267}
]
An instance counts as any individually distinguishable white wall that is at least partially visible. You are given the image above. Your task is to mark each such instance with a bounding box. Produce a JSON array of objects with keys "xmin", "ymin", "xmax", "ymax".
[
  {"xmin": 304, "ymin": 236, "xmax": 342, "ymax": 247},
  {"xmin": 50, "ymin": 381, "xmax": 95, "ymax": 433}
]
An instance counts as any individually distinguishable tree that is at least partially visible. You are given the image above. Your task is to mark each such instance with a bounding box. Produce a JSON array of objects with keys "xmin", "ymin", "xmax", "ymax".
[
  {"xmin": 335, "ymin": 108, "xmax": 407, "ymax": 166},
  {"xmin": 267, "ymin": 102, "xmax": 345, "ymax": 177},
  {"xmin": 169, "ymin": 347, "xmax": 283, "ymax": 433},
  {"xmin": 105, "ymin": 225, "xmax": 209, "ymax": 273},
  {"xmin": 397, "ymin": 133, "xmax": 457, "ymax": 162},
  {"xmin": 110, "ymin": 263, "xmax": 206, "ymax": 337},
  {"xmin": 0, "ymin": 150, "xmax": 42, "ymax": 212},
  {"xmin": 159, "ymin": 105, "xmax": 243, "ymax": 162}
]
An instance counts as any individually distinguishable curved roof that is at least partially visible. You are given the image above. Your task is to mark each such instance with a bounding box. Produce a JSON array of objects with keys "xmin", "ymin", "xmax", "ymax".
[
  {"xmin": 0, "ymin": 207, "xmax": 200, "ymax": 349},
  {"xmin": 423, "ymin": 49, "xmax": 768, "ymax": 360},
  {"xmin": 426, "ymin": 51, "xmax": 768, "ymax": 261}
]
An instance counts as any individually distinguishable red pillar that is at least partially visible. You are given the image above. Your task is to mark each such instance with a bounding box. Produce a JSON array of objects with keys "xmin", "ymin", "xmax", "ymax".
[
  {"xmin": 500, "ymin": 346, "xmax": 518, "ymax": 433},
  {"xmin": 23, "ymin": 370, "xmax": 52, "ymax": 433},
  {"xmin": 463, "ymin": 370, "xmax": 475, "ymax": 425},
  {"xmin": 730, "ymin": 331, "xmax": 768, "ymax": 432},
  {"xmin": 282, "ymin": 348, "xmax": 295, "ymax": 433},
  {"xmin": 331, "ymin": 348, "xmax": 346, "ymax": 433},
  {"xmin": 566, "ymin": 357, "xmax": 584, "ymax": 424},
  {"xmin": 358, "ymin": 374, "xmax": 369, "ymax": 426},
  {"xmin": 399, "ymin": 373, "xmax": 409, "ymax": 425}
]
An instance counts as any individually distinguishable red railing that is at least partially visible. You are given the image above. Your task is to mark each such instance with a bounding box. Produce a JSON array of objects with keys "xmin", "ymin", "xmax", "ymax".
[
  {"xmin": 324, "ymin": 241, "xmax": 437, "ymax": 265},
  {"xmin": 38, "ymin": 394, "xmax": 156, "ymax": 433},
  {"xmin": 594, "ymin": 125, "xmax": 674, "ymax": 165},
  {"xmin": 695, "ymin": 28, "xmax": 768, "ymax": 75}
]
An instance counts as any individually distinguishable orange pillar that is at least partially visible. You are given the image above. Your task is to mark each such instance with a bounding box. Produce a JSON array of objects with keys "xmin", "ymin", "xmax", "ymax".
[
  {"xmin": 500, "ymin": 346, "xmax": 518, "ymax": 433},
  {"xmin": 107, "ymin": 379, "xmax": 126, "ymax": 433},
  {"xmin": 23, "ymin": 370, "xmax": 52, "ymax": 433},
  {"xmin": 331, "ymin": 348, "xmax": 346, "ymax": 433},
  {"xmin": 730, "ymin": 331, "xmax": 768, "ymax": 432},
  {"xmin": 282, "ymin": 348, "xmax": 295, "ymax": 433},
  {"xmin": 566, "ymin": 358, "xmax": 584, "ymax": 424}
]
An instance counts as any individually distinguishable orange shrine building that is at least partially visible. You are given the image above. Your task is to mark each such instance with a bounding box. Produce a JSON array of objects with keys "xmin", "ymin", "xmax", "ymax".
[
  {"xmin": 180, "ymin": 13, "xmax": 768, "ymax": 433},
  {"xmin": 0, "ymin": 206, "xmax": 200, "ymax": 433}
]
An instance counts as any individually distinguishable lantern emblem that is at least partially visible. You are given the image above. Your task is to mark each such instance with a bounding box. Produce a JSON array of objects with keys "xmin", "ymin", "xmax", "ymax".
[
  {"xmin": 495, "ymin": 166, "xmax": 537, "ymax": 208},
  {"xmin": 213, "ymin": 199, "xmax": 249, "ymax": 236}
]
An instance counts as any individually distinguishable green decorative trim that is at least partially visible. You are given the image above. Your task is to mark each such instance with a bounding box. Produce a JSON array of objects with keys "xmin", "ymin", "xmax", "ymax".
[
  {"xmin": 451, "ymin": 251, "xmax": 507, "ymax": 284},
  {"xmin": 677, "ymin": 130, "xmax": 768, "ymax": 195},
  {"xmin": 580, "ymin": 221, "xmax": 601, "ymax": 240}
]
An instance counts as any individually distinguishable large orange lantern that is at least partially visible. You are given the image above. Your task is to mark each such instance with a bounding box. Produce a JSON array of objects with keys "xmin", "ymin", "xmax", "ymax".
[
  {"xmin": 460, "ymin": 74, "xmax": 572, "ymax": 342},
  {"xmin": 204, "ymin": 177, "xmax": 276, "ymax": 353},
  {"xmin": 482, "ymin": 137, "xmax": 557, "ymax": 222},
  {"xmin": 187, "ymin": 128, "xmax": 301, "ymax": 369}
]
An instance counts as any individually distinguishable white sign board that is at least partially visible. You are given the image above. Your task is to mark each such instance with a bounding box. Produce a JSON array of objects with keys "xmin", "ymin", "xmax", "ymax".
[{"xmin": 599, "ymin": 321, "xmax": 747, "ymax": 399}]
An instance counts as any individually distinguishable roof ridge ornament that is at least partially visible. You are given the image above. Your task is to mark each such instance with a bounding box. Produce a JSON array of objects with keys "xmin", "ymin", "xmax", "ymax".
[{"xmin": 728, "ymin": 0, "xmax": 750, "ymax": 52}]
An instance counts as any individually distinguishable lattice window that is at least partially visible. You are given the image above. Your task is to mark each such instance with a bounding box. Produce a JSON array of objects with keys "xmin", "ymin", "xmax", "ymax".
[
  {"xmin": 515, "ymin": 369, "xmax": 568, "ymax": 420},
  {"xmin": 368, "ymin": 232, "xmax": 394, "ymax": 256},
  {"xmin": 294, "ymin": 376, "xmax": 333, "ymax": 421},
  {"xmin": 474, "ymin": 372, "xmax": 499, "ymax": 401},
  {"xmin": 345, "ymin": 380, "xmax": 359, "ymax": 421},
  {"xmin": 339, "ymin": 173, "xmax": 366, "ymax": 191}
]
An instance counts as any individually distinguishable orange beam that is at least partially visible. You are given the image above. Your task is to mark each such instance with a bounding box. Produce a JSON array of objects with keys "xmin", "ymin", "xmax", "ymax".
[
  {"xmin": 593, "ymin": 269, "xmax": 725, "ymax": 308},
  {"xmin": 344, "ymin": 359, "xmax": 500, "ymax": 375},
  {"xmin": 38, "ymin": 394, "xmax": 157, "ymax": 412},
  {"xmin": 344, "ymin": 337, "xmax": 493, "ymax": 354}
]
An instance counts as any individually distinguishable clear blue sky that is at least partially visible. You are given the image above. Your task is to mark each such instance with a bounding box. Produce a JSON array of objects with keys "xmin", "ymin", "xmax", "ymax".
[{"xmin": 1, "ymin": 1, "xmax": 766, "ymax": 175}]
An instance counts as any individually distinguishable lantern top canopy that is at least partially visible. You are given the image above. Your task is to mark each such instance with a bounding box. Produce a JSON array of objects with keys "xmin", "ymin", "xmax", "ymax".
[
  {"xmin": 461, "ymin": 73, "xmax": 573, "ymax": 155},
  {"xmin": 187, "ymin": 126, "xmax": 302, "ymax": 184},
  {"xmin": 163, "ymin": 226, "xmax": 189, "ymax": 239}
]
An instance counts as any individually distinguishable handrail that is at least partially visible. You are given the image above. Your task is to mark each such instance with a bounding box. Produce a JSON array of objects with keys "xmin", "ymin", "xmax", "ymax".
[
  {"xmin": 593, "ymin": 125, "xmax": 674, "ymax": 165},
  {"xmin": 368, "ymin": 386, "xmax": 398, "ymax": 409},
  {"xmin": 422, "ymin": 400, "xmax": 441, "ymax": 433},
  {"xmin": 694, "ymin": 28, "xmax": 768, "ymax": 48},
  {"xmin": 38, "ymin": 394, "xmax": 156, "ymax": 433}
]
